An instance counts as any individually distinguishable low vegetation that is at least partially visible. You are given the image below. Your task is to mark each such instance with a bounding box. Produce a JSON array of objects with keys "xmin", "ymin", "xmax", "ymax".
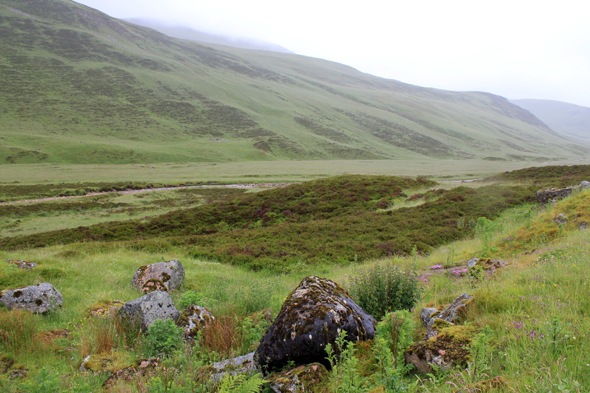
[{"xmin": 0, "ymin": 165, "xmax": 588, "ymax": 392}]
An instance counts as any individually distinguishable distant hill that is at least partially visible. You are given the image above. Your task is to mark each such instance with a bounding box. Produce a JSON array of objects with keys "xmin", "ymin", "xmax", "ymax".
[
  {"xmin": 511, "ymin": 99, "xmax": 590, "ymax": 141},
  {"xmin": 0, "ymin": 0, "xmax": 587, "ymax": 165},
  {"xmin": 124, "ymin": 18, "xmax": 295, "ymax": 54}
]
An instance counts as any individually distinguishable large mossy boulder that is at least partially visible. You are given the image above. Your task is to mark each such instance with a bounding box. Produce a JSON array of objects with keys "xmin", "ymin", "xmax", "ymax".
[
  {"xmin": 132, "ymin": 260, "xmax": 185, "ymax": 293},
  {"xmin": 255, "ymin": 276, "xmax": 376, "ymax": 373},
  {"xmin": 0, "ymin": 283, "xmax": 62, "ymax": 314},
  {"xmin": 118, "ymin": 290, "xmax": 179, "ymax": 331}
]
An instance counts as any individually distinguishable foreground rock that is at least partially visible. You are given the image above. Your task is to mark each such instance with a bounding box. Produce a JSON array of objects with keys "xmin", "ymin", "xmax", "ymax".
[
  {"xmin": 267, "ymin": 363, "xmax": 329, "ymax": 393},
  {"xmin": 0, "ymin": 283, "xmax": 63, "ymax": 313},
  {"xmin": 132, "ymin": 260, "xmax": 185, "ymax": 293},
  {"xmin": 421, "ymin": 293, "xmax": 474, "ymax": 339},
  {"xmin": 118, "ymin": 290, "xmax": 179, "ymax": 331},
  {"xmin": 255, "ymin": 276, "xmax": 376, "ymax": 373},
  {"xmin": 177, "ymin": 305, "xmax": 215, "ymax": 338}
]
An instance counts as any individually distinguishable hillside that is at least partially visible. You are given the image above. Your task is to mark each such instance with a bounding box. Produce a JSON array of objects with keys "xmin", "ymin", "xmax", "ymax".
[
  {"xmin": 0, "ymin": 0, "xmax": 587, "ymax": 166},
  {"xmin": 511, "ymin": 99, "xmax": 590, "ymax": 141}
]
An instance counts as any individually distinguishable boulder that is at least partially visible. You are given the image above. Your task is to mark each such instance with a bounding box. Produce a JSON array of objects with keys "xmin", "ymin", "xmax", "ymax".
[
  {"xmin": 255, "ymin": 276, "xmax": 376, "ymax": 373},
  {"xmin": 0, "ymin": 283, "xmax": 62, "ymax": 313},
  {"xmin": 177, "ymin": 305, "xmax": 215, "ymax": 338},
  {"xmin": 210, "ymin": 352, "xmax": 256, "ymax": 383},
  {"xmin": 267, "ymin": 363, "xmax": 329, "ymax": 393},
  {"xmin": 118, "ymin": 291, "xmax": 179, "ymax": 331},
  {"xmin": 132, "ymin": 260, "xmax": 185, "ymax": 293},
  {"xmin": 420, "ymin": 293, "xmax": 474, "ymax": 339},
  {"xmin": 537, "ymin": 181, "xmax": 590, "ymax": 204},
  {"xmin": 6, "ymin": 260, "xmax": 37, "ymax": 270}
]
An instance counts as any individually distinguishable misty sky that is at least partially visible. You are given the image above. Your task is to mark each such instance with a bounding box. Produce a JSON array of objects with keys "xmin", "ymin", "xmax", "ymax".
[{"xmin": 73, "ymin": 0, "xmax": 590, "ymax": 107}]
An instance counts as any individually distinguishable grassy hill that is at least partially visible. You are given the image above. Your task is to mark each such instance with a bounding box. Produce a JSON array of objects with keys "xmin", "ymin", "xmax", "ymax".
[
  {"xmin": 511, "ymin": 99, "xmax": 590, "ymax": 141},
  {"xmin": 0, "ymin": 0, "xmax": 586, "ymax": 166}
]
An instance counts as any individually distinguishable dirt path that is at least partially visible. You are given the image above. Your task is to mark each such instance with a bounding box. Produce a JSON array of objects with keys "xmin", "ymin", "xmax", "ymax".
[{"xmin": 0, "ymin": 183, "xmax": 295, "ymax": 206}]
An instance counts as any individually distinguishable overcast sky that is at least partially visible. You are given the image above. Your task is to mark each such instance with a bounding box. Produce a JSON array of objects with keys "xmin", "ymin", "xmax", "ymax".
[{"xmin": 73, "ymin": 0, "xmax": 590, "ymax": 108}]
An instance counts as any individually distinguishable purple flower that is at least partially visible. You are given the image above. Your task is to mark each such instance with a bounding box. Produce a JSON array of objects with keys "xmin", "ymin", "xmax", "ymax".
[{"xmin": 430, "ymin": 264, "xmax": 444, "ymax": 270}]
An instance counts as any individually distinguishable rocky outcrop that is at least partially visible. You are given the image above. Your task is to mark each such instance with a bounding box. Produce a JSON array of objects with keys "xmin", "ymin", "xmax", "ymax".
[
  {"xmin": 132, "ymin": 260, "xmax": 185, "ymax": 293},
  {"xmin": 536, "ymin": 181, "xmax": 590, "ymax": 204},
  {"xmin": 118, "ymin": 290, "xmax": 179, "ymax": 331},
  {"xmin": 0, "ymin": 283, "xmax": 63, "ymax": 313},
  {"xmin": 177, "ymin": 305, "xmax": 215, "ymax": 338},
  {"xmin": 421, "ymin": 293, "xmax": 474, "ymax": 339},
  {"xmin": 467, "ymin": 258, "xmax": 508, "ymax": 275},
  {"xmin": 267, "ymin": 363, "xmax": 329, "ymax": 393},
  {"xmin": 255, "ymin": 276, "xmax": 376, "ymax": 373}
]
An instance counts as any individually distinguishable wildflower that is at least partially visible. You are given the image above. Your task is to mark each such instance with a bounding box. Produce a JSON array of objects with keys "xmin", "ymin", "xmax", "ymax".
[{"xmin": 429, "ymin": 264, "xmax": 443, "ymax": 270}]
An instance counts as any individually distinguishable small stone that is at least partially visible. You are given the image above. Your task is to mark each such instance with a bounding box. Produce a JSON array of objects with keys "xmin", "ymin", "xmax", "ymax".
[{"xmin": 554, "ymin": 214, "xmax": 568, "ymax": 225}]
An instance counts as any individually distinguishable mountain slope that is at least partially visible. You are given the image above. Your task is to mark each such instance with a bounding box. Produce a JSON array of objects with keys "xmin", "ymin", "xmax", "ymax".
[
  {"xmin": 0, "ymin": 0, "xmax": 586, "ymax": 165},
  {"xmin": 124, "ymin": 18, "xmax": 295, "ymax": 54},
  {"xmin": 511, "ymin": 99, "xmax": 590, "ymax": 141}
]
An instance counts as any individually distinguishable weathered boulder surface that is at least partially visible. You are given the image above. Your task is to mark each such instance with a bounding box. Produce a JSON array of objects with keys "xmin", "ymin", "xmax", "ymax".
[
  {"xmin": 0, "ymin": 283, "xmax": 62, "ymax": 313},
  {"xmin": 421, "ymin": 293, "xmax": 474, "ymax": 339},
  {"xmin": 6, "ymin": 260, "xmax": 37, "ymax": 270},
  {"xmin": 132, "ymin": 260, "xmax": 185, "ymax": 293},
  {"xmin": 554, "ymin": 214, "xmax": 568, "ymax": 225},
  {"xmin": 267, "ymin": 363, "xmax": 329, "ymax": 393},
  {"xmin": 255, "ymin": 276, "xmax": 376, "ymax": 373},
  {"xmin": 84, "ymin": 300, "xmax": 125, "ymax": 318},
  {"xmin": 210, "ymin": 352, "xmax": 256, "ymax": 383},
  {"xmin": 177, "ymin": 305, "xmax": 215, "ymax": 338},
  {"xmin": 118, "ymin": 290, "xmax": 179, "ymax": 331}
]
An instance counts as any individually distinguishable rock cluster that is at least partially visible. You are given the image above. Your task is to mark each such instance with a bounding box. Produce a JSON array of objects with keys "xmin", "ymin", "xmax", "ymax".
[
  {"xmin": 0, "ymin": 283, "xmax": 63, "ymax": 314},
  {"xmin": 255, "ymin": 276, "xmax": 376, "ymax": 373},
  {"xmin": 6, "ymin": 260, "xmax": 37, "ymax": 269}
]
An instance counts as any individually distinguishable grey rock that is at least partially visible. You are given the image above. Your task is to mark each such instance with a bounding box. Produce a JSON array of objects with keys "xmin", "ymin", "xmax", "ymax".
[
  {"xmin": 554, "ymin": 214, "xmax": 568, "ymax": 225},
  {"xmin": 580, "ymin": 222, "xmax": 587, "ymax": 230},
  {"xmin": 537, "ymin": 187, "xmax": 575, "ymax": 204},
  {"xmin": 118, "ymin": 290, "xmax": 179, "ymax": 331},
  {"xmin": 580, "ymin": 181, "xmax": 590, "ymax": 189},
  {"xmin": 420, "ymin": 307, "xmax": 438, "ymax": 327},
  {"xmin": 132, "ymin": 260, "xmax": 185, "ymax": 293},
  {"xmin": 0, "ymin": 283, "xmax": 63, "ymax": 313},
  {"xmin": 6, "ymin": 260, "xmax": 37, "ymax": 269},
  {"xmin": 255, "ymin": 276, "xmax": 376, "ymax": 373},
  {"xmin": 210, "ymin": 352, "xmax": 256, "ymax": 383}
]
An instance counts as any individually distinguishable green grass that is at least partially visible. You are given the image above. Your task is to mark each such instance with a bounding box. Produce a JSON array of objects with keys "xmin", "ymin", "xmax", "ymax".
[{"xmin": 0, "ymin": 168, "xmax": 589, "ymax": 391}]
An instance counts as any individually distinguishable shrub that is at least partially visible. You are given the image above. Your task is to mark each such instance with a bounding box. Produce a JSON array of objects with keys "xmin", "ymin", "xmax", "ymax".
[
  {"xmin": 144, "ymin": 319, "xmax": 184, "ymax": 358},
  {"xmin": 347, "ymin": 264, "xmax": 421, "ymax": 320}
]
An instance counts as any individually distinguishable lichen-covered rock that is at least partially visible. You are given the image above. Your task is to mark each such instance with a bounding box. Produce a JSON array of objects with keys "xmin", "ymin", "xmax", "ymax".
[
  {"xmin": 255, "ymin": 276, "xmax": 376, "ymax": 373},
  {"xmin": 118, "ymin": 291, "xmax": 179, "ymax": 331},
  {"xmin": 132, "ymin": 260, "xmax": 185, "ymax": 293},
  {"xmin": 0, "ymin": 283, "xmax": 63, "ymax": 314},
  {"xmin": 421, "ymin": 293, "xmax": 474, "ymax": 339},
  {"xmin": 406, "ymin": 325, "xmax": 477, "ymax": 374},
  {"xmin": 267, "ymin": 363, "xmax": 329, "ymax": 393},
  {"xmin": 6, "ymin": 260, "xmax": 37, "ymax": 270},
  {"xmin": 537, "ymin": 187, "xmax": 575, "ymax": 204},
  {"xmin": 84, "ymin": 300, "xmax": 125, "ymax": 318},
  {"xmin": 209, "ymin": 352, "xmax": 256, "ymax": 383},
  {"xmin": 177, "ymin": 305, "xmax": 215, "ymax": 338},
  {"xmin": 79, "ymin": 351, "xmax": 134, "ymax": 373}
]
